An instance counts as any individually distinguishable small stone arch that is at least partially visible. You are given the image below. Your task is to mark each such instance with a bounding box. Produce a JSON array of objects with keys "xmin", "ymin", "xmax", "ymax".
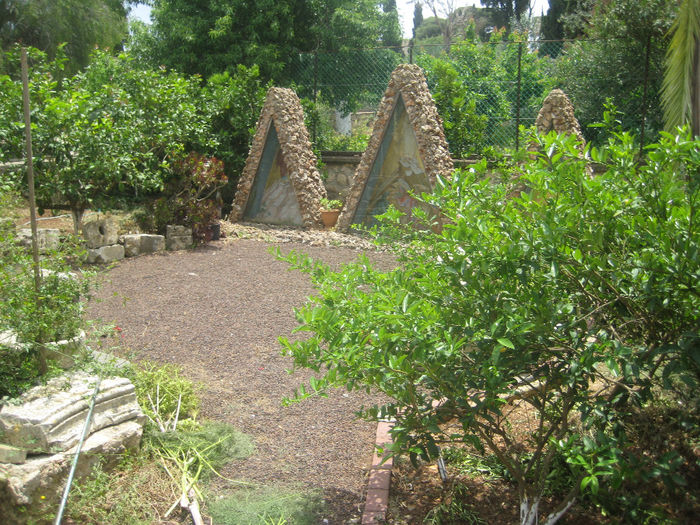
[
  {"xmin": 231, "ymin": 87, "xmax": 326, "ymax": 229},
  {"xmin": 336, "ymin": 64, "xmax": 453, "ymax": 232}
]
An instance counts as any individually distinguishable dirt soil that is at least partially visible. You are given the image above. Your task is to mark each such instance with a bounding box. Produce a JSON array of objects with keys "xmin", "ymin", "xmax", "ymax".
[{"xmin": 85, "ymin": 224, "xmax": 395, "ymax": 524}]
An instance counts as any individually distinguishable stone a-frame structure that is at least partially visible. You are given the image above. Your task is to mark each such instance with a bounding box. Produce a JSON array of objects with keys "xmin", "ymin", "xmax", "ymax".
[
  {"xmin": 231, "ymin": 87, "xmax": 326, "ymax": 229},
  {"xmin": 336, "ymin": 64, "xmax": 454, "ymax": 231},
  {"xmin": 534, "ymin": 89, "xmax": 585, "ymax": 145}
]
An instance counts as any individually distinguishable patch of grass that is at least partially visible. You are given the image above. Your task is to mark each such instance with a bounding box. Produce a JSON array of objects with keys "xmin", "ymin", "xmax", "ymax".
[
  {"xmin": 132, "ymin": 361, "xmax": 202, "ymax": 424},
  {"xmin": 423, "ymin": 483, "xmax": 485, "ymax": 525},
  {"xmin": 146, "ymin": 420, "xmax": 255, "ymax": 479},
  {"xmin": 207, "ymin": 485, "xmax": 325, "ymax": 525},
  {"xmin": 441, "ymin": 448, "xmax": 510, "ymax": 481},
  {"xmin": 64, "ymin": 454, "xmax": 178, "ymax": 525}
]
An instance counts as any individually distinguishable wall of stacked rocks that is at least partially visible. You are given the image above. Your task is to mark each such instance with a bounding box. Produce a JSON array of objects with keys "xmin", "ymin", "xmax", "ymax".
[{"xmin": 533, "ymin": 88, "xmax": 585, "ymax": 145}]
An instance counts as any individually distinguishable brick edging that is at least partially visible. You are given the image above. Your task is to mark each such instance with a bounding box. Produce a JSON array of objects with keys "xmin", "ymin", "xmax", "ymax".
[{"xmin": 361, "ymin": 420, "xmax": 394, "ymax": 524}]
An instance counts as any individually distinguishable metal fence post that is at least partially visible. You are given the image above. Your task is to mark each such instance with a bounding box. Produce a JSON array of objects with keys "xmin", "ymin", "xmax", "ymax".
[
  {"xmin": 640, "ymin": 34, "xmax": 651, "ymax": 155},
  {"xmin": 312, "ymin": 50, "xmax": 318, "ymax": 143},
  {"xmin": 515, "ymin": 42, "xmax": 523, "ymax": 151}
]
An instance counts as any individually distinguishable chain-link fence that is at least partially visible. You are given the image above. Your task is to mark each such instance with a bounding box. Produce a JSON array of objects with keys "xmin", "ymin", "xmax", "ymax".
[{"xmin": 282, "ymin": 36, "xmax": 663, "ymax": 156}]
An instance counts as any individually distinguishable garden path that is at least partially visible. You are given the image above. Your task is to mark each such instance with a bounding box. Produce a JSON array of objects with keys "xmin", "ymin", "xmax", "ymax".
[{"xmin": 86, "ymin": 229, "xmax": 395, "ymax": 523}]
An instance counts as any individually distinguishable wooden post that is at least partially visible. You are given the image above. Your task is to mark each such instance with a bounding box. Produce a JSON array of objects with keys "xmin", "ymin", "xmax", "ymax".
[{"xmin": 21, "ymin": 47, "xmax": 47, "ymax": 375}]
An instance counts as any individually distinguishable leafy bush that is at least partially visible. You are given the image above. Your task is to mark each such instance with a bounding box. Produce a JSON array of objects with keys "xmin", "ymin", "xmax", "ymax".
[
  {"xmin": 0, "ymin": 190, "xmax": 93, "ymax": 398},
  {"xmin": 418, "ymin": 30, "xmax": 553, "ymax": 155},
  {"xmin": 279, "ymin": 128, "xmax": 699, "ymax": 524},
  {"xmin": 141, "ymin": 153, "xmax": 227, "ymax": 242},
  {"xmin": 131, "ymin": 361, "xmax": 201, "ymax": 425}
]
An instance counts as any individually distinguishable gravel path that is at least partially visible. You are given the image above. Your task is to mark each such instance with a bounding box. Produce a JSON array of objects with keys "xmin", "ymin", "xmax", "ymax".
[{"xmin": 86, "ymin": 225, "xmax": 395, "ymax": 523}]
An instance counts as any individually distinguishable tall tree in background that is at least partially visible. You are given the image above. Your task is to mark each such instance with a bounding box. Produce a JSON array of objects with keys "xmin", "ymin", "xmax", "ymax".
[
  {"xmin": 541, "ymin": 0, "xmax": 587, "ymax": 40},
  {"xmin": 540, "ymin": 0, "xmax": 587, "ymax": 56},
  {"xmin": 661, "ymin": 0, "xmax": 700, "ymax": 135},
  {"xmin": 135, "ymin": 0, "xmax": 390, "ymax": 82},
  {"xmin": 413, "ymin": 2, "xmax": 424, "ymax": 39},
  {"xmin": 480, "ymin": 0, "xmax": 530, "ymax": 31},
  {"xmin": 0, "ymin": 0, "xmax": 130, "ymax": 73},
  {"xmin": 422, "ymin": 0, "xmax": 472, "ymax": 48},
  {"xmin": 551, "ymin": 0, "xmax": 676, "ymax": 143},
  {"xmin": 381, "ymin": 0, "xmax": 403, "ymax": 47}
]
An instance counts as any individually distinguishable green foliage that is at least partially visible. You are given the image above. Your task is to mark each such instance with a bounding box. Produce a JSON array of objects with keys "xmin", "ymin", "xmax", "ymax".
[
  {"xmin": 279, "ymin": 128, "xmax": 699, "ymax": 523},
  {"xmin": 0, "ymin": 191, "xmax": 94, "ymax": 398},
  {"xmin": 549, "ymin": 0, "xmax": 676, "ymax": 144},
  {"xmin": 203, "ymin": 65, "xmax": 268, "ymax": 203},
  {"xmin": 417, "ymin": 55, "xmax": 488, "ymax": 156},
  {"xmin": 418, "ymin": 30, "xmax": 552, "ymax": 155},
  {"xmin": 146, "ymin": 420, "xmax": 255, "ymax": 480},
  {"xmin": 131, "ymin": 361, "xmax": 202, "ymax": 424},
  {"xmin": 64, "ymin": 455, "xmax": 176, "ymax": 525},
  {"xmin": 135, "ymin": 0, "xmax": 394, "ymax": 87},
  {"xmin": 207, "ymin": 485, "xmax": 325, "ymax": 525},
  {"xmin": 661, "ymin": 0, "xmax": 700, "ymax": 134},
  {"xmin": 319, "ymin": 198, "xmax": 343, "ymax": 211},
  {"xmin": 423, "ymin": 483, "xmax": 485, "ymax": 524},
  {"xmin": 0, "ymin": 0, "xmax": 128, "ymax": 74},
  {"xmin": 321, "ymin": 129, "xmax": 370, "ymax": 152}
]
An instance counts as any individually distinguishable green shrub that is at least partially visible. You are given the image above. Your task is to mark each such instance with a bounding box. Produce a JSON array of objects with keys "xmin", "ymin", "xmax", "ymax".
[
  {"xmin": 279, "ymin": 127, "xmax": 699, "ymax": 524},
  {"xmin": 146, "ymin": 420, "xmax": 255, "ymax": 479},
  {"xmin": 0, "ymin": 191, "xmax": 93, "ymax": 398},
  {"xmin": 131, "ymin": 361, "xmax": 201, "ymax": 425}
]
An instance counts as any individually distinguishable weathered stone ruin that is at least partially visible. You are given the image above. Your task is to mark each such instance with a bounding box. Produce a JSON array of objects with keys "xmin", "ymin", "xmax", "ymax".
[
  {"xmin": 165, "ymin": 224, "xmax": 192, "ymax": 251},
  {"xmin": 0, "ymin": 373, "xmax": 145, "ymax": 523},
  {"xmin": 533, "ymin": 88, "xmax": 585, "ymax": 145},
  {"xmin": 231, "ymin": 87, "xmax": 326, "ymax": 229},
  {"xmin": 336, "ymin": 64, "xmax": 453, "ymax": 232},
  {"xmin": 83, "ymin": 216, "xmax": 125, "ymax": 264}
]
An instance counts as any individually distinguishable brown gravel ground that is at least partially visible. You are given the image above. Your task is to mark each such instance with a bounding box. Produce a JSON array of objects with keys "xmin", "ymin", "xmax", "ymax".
[{"xmin": 85, "ymin": 224, "xmax": 396, "ymax": 524}]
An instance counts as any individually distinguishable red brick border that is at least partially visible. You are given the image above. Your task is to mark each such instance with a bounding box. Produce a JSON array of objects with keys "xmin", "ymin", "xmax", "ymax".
[{"xmin": 361, "ymin": 419, "xmax": 394, "ymax": 524}]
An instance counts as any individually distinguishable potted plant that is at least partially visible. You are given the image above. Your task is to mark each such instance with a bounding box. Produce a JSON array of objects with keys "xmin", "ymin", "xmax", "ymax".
[{"xmin": 319, "ymin": 198, "xmax": 343, "ymax": 229}]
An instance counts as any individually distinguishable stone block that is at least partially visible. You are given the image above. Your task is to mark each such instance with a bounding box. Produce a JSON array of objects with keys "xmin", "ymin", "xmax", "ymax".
[
  {"xmin": 43, "ymin": 331, "xmax": 86, "ymax": 369},
  {"xmin": 82, "ymin": 217, "xmax": 118, "ymax": 248},
  {"xmin": 0, "ymin": 420, "xmax": 143, "ymax": 522},
  {"xmin": 0, "ymin": 444, "xmax": 26, "ymax": 464},
  {"xmin": 123, "ymin": 233, "xmax": 165, "ymax": 257},
  {"xmin": 166, "ymin": 225, "xmax": 193, "ymax": 251},
  {"xmin": 166, "ymin": 225, "xmax": 191, "ymax": 238},
  {"xmin": 17, "ymin": 228, "xmax": 60, "ymax": 253},
  {"xmin": 86, "ymin": 244, "xmax": 124, "ymax": 264},
  {"xmin": 0, "ymin": 372, "xmax": 145, "ymax": 455}
]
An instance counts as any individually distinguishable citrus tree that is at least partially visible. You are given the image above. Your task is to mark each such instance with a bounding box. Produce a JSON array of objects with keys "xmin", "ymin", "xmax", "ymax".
[{"xmin": 279, "ymin": 128, "xmax": 699, "ymax": 524}]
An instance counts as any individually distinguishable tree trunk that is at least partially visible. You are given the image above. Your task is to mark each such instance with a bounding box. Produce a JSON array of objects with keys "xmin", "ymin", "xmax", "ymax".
[{"xmin": 71, "ymin": 206, "xmax": 85, "ymax": 236}]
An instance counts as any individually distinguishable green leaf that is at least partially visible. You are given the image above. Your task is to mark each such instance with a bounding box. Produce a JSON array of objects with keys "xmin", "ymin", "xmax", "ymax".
[{"xmin": 496, "ymin": 338, "xmax": 514, "ymax": 349}]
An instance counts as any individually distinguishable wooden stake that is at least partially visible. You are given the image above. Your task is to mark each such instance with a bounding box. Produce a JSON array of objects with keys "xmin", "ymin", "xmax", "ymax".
[{"xmin": 21, "ymin": 47, "xmax": 47, "ymax": 375}]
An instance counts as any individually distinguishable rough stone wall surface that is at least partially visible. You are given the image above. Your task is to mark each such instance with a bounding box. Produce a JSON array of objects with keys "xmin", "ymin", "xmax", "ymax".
[
  {"xmin": 336, "ymin": 64, "xmax": 454, "ymax": 232},
  {"xmin": 231, "ymin": 87, "xmax": 326, "ymax": 229},
  {"xmin": 534, "ymin": 89, "xmax": 585, "ymax": 145},
  {"xmin": 322, "ymin": 156, "xmax": 361, "ymax": 201}
]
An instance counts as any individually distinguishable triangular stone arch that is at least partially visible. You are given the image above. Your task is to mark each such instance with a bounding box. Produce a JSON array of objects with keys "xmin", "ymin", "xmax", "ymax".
[
  {"xmin": 231, "ymin": 87, "xmax": 326, "ymax": 229},
  {"xmin": 336, "ymin": 64, "xmax": 453, "ymax": 231},
  {"xmin": 534, "ymin": 89, "xmax": 585, "ymax": 144}
]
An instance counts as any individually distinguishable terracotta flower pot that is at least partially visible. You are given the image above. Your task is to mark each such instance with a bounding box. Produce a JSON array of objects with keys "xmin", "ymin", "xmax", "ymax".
[{"xmin": 320, "ymin": 210, "xmax": 341, "ymax": 228}]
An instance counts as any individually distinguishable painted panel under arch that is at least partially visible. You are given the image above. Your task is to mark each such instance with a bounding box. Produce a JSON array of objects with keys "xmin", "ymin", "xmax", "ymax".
[
  {"xmin": 352, "ymin": 95, "xmax": 432, "ymax": 227},
  {"xmin": 243, "ymin": 123, "xmax": 304, "ymax": 227}
]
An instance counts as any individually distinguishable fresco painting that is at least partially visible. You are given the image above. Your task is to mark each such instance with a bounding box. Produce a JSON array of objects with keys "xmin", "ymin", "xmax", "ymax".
[
  {"xmin": 352, "ymin": 95, "xmax": 432, "ymax": 226},
  {"xmin": 243, "ymin": 124, "xmax": 304, "ymax": 227}
]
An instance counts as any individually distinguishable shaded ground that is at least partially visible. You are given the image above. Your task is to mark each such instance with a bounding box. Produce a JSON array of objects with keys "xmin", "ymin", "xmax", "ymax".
[{"xmin": 86, "ymin": 234, "xmax": 395, "ymax": 523}]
